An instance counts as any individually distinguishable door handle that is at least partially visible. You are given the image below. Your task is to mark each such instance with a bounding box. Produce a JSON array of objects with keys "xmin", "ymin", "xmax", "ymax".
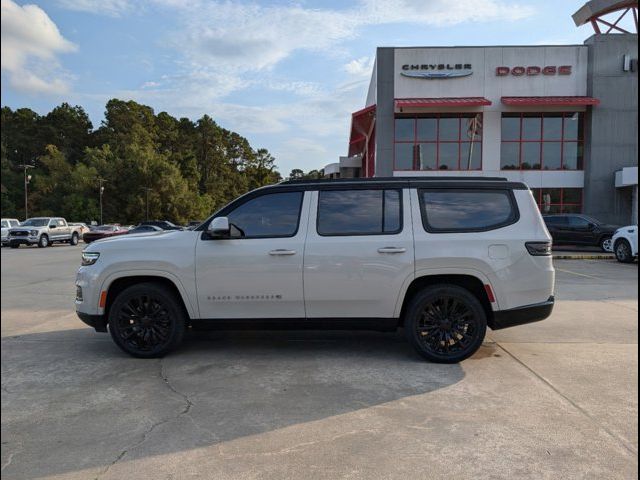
[
  {"xmin": 377, "ymin": 247, "xmax": 406, "ymax": 254},
  {"xmin": 269, "ymin": 249, "xmax": 296, "ymax": 256}
]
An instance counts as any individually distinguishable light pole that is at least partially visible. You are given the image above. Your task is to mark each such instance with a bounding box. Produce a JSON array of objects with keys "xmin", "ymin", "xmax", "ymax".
[
  {"xmin": 98, "ymin": 178, "xmax": 107, "ymax": 225},
  {"xmin": 18, "ymin": 163, "xmax": 35, "ymax": 219},
  {"xmin": 141, "ymin": 187, "xmax": 152, "ymax": 221}
]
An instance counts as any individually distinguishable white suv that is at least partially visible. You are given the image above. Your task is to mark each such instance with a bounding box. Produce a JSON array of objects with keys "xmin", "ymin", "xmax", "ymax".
[
  {"xmin": 75, "ymin": 177, "xmax": 555, "ymax": 363},
  {"xmin": 611, "ymin": 225, "xmax": 638, "ymax": 263}
]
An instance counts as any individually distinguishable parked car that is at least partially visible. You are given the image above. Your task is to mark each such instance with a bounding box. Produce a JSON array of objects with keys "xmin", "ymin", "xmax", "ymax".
[
  {"xmin": 185, "ymin": 221, "xmax": 202, "ymax": 230},
  {"xmin": 82, "ymin": 225, "xmax": 129, "ymax": 244},
  {"xmin": 543, "ymin": 214, "xmax": 619, "ymax": 252},
  {"xmin": 8, "ymin": 217, "xmax": 82, "ymax": 248},
  {"xmin": 76, "ymin": 177, "xmax": 555, "ymax": 363},
  {"xmin": 1, "ymin": 218, "xmax": 21, "ymax": 246},
  {"xmin": 139, "ymin": 220, "xmax": 183, "ymax": 230},
  {"xmin": 611, "ymin": 225, "xmax": 638, "ymax": 263},
  {"xmin": 128, "ymin": 225, "xmax": 163, "ymax": 234},
  {"xmin": 68, "ymin": 222, "xmax": 90, "ymax": 238}
]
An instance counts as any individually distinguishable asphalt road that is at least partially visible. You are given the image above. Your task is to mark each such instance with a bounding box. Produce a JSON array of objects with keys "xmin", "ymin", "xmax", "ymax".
[{"xmin": 1, "ymin": 245, "xmax": 638, "ymax": 480}]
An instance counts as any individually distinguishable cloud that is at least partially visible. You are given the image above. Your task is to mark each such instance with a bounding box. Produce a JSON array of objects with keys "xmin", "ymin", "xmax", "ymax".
[
  {"xmin": 1, "ymin": 0, "xmax": 77, "ymax": 94},
  {"xmin": 55, "ymin": 0, "xmax": 132, "ymax": 17},
  {"xmin": 344, "ymin": 56, "xmax": 374, "ymax": 78}
]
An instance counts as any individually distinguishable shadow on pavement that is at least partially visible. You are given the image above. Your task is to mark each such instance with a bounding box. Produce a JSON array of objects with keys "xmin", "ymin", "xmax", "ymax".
[{"xmin": 1, "ymin": 327, "xmax": 475, "ymax": 479}]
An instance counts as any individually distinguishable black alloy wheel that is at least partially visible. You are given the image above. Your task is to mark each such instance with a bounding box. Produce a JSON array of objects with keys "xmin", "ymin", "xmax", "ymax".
[
  {"xmin": 615, "ymin": 239, "xmax": 634, "ymax": 263},
  {"xmin": 108, "ymin": 283, "xmax": 186, "ymax": 358},
  {"xmin": 405, "ymin": 285, "xmax": 487, "ymax": 363}
]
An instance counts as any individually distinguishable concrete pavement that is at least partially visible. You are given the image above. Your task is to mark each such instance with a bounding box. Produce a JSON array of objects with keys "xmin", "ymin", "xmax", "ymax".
[{"xmin": 1, "ymin": 246, "xmax": 637, "ymax": 480}]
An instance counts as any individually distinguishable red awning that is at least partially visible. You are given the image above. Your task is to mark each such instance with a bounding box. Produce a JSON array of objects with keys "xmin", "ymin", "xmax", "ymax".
[
  {"xmin": 395, "ymin": 97, "xmax": 491, "ymax": 109},
  {"xmin": 501, "ymin": 96, "xmax": 600, "ymax": 106},
  {"xmin": 348, "ymin": 104, "xmax": 376, "ymax": 157}
]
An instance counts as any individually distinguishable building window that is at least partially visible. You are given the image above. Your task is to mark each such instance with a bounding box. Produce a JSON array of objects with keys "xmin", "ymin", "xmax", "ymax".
[
  {"xmin": 501, "ymin": 113, "xmax": 584, "ymax": 170},
  {"xmin": 394, "ymin": 114, "xmax": 482, "ymax": 171},
  {"xmin": 530, "ymin": 188, "xmax": 583, "ymax": 214}
]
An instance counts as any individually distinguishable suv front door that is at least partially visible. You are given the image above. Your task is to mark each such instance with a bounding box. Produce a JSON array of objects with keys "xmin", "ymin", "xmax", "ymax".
[
  {"xmin": 303, "ymin": 188, "xmax": 414, "ymax": 318},
  {"xmin": 195, "ymin": 190, "xmax": 309, "ymax": 319}
]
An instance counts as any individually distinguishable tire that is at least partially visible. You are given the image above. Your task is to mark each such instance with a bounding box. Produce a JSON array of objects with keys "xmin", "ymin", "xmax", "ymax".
[
  {"xmin": 70, "ymin": 233, "xmax": 79, "ymax": 246},
  {"xmin": 600, "ymin": 236, "xmax": 613, "ymax": 252},
  {"xmin": 615, "ymin": 239, "xmax": 634, "ymax": 263},
  {"xmin": 10, "ymin": 243, "xmax": 19, "ymax": 249},
  {"xmin": 404, "ymin": 284, "xmax": 487, "ymax": 363},
  {"xmin": 108, "ymin": 282, "xmax": 186, "ymax": 358},
  {"xmin": 38, "ymin": 235, "xmax": 49, "ymax": 248}
]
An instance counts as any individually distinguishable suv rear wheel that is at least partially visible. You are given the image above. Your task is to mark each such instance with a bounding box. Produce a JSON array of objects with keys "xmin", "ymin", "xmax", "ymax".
[
  {"xmin": 108, "ymin": 282, "xmax": 186, "ymax": 358},
  {"xmin": 600, "ymin": 236, "xmax": 613, "ymax": 252},
  {"xmin": 404, "ymin": 285, "xmax": 487, "ymax": 363}
]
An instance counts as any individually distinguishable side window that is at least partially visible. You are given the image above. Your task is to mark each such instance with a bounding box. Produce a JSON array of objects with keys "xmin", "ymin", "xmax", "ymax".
[
  {"xmin": 1, "ymin": 221, "xmax": 8, "ymax": 228},
  {"xmin": 49, "ymin": 219, "xmax": 57, "ymax": 227},
  {"xmin": 58, "ymin": 219, "xmax": 66, "ymax": 227},
  {"xmin": 545, "ymin": 216, "xmax": 568, "ymax": 227},
  {"xmin": 226, "ymin": 191, "xmax": 303, "ymax": 238},
  {"xmin": 568, "ymin": 216, "xmax": 590, "ymax": 227},
  {"xmin": 419, "ymin": 189, "xmax": 518, "ymax": 232},
  {"xmin": 317, "ymin": 189, "xmax": 402, "ymax": 236}
]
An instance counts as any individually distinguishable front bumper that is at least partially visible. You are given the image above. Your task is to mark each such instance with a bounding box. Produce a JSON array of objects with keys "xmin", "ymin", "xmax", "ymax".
[
  {"xmin": 8, "ymin": 236, "xmax": 39, "ymax": 245},
  {"xmin": 489, "ymin": 296, "xmax": 554, "ymax": 330},
  {"xmin": 77, "ymin": 312, "xmax": 108, "ymax": 332}
]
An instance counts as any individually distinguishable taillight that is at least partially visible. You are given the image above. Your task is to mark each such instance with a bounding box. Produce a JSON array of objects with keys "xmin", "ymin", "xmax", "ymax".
[{"xmin": 525, "ymin": 241, "xmax": 552, "ymax": 256}]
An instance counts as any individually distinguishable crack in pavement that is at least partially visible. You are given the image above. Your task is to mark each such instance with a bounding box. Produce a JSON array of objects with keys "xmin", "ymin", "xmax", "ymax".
[
  {"xmin": 93, "ymin": 358, "xmax": 197, "ymax": 480},
  {"xmin": 496, "ymin": 342, "xmax": 638, "ymax": 457}
]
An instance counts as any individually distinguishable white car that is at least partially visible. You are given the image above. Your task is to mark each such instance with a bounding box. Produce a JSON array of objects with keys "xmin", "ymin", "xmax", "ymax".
[
  {"xmin": 75, "ymin": 177, "xmax": 555, "ymax": 363},
  {"xmin": 1, "ymin": 218, "xmax": 21, "ymax": 246},
  {"xmin": 611, "ymin": 225, "xmax": 638, "ymax": 263}
]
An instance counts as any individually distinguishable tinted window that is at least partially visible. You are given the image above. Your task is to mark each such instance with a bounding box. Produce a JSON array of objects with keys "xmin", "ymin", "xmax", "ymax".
[
  {"xmin": 544, "ymin": 216, "xmax": 568, "ymax": 226},
  {"xmin": 568, "ymin": 216, "xmax": 590, "ymax": 227},
  {"xmin": 317, "ymin": 189, "xmax": 402, "ymax": 236},
  {"xmin": 419, "ymin": 189, "xmax": 517, "ymax": 232},
  {"xmin": 227, "ymin": 191, "xmax": 302, "ymax": 238}
]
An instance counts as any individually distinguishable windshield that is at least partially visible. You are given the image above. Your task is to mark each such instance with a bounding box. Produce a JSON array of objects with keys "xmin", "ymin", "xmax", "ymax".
[{"xmin": 21, "ymin": 218, "xmax": 49, "ymax": 227}]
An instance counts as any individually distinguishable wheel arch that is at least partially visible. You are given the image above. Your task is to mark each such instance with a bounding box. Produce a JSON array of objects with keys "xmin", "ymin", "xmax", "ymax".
[
  {"xmin": 102, "ymin": 274, "xmax": 195, "ymax": 321},
  {"xmin": 397, "ymin": 274, "xmax": 494, "ymax": 328}
]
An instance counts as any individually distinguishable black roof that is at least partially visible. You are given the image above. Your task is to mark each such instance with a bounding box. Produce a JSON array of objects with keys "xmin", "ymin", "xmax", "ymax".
[{"xmin": 277, "ymin": 176, "xmax": 527, "ymax": 190}]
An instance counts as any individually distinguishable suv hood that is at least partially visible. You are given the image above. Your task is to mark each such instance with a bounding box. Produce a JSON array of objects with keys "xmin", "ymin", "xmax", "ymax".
[{"xmin": 84, "ymin": 229, "xmax": 192, "ymax": 250}]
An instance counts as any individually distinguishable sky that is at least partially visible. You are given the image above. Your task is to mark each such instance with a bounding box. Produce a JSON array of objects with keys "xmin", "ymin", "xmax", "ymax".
[{"xmin": 0, "ymin": 0, "xmax": 630, "ymax": 175}]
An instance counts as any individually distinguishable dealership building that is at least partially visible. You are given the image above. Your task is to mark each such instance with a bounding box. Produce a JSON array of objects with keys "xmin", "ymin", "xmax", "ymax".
[{"xmin": 327, "ymin": 0, "xmax": 638, "ymax": 224}]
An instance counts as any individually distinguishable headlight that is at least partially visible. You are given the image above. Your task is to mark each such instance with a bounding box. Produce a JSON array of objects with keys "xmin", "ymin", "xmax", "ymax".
[
  {"xmin": 81, "ymin": 251, "xmax": 100, "ymax": 266},
  {"xmin": 30, "ymin": 230, "xmax": 38, "ymax": 236}
]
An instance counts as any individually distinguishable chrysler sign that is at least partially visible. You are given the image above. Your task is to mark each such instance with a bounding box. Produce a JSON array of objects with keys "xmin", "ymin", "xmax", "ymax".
[{"xmin": 401, "ymin": 63, "xmax": 473, "ymax": 79}]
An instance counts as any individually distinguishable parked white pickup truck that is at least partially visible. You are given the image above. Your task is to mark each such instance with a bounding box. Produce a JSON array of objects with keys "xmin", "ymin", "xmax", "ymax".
[{"xmin": 8, "ymin": 217, "xmax": 83, "ymax": 248}]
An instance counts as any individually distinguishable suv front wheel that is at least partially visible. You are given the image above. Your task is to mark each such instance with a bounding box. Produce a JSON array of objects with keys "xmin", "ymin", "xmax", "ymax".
[
  {"xmin": 108, "ymin": 282, "xmax": 186, "ymax": 358},
  {"xmin": 404, "ymin": 285, "xmax": 487, "ymax": 363}
]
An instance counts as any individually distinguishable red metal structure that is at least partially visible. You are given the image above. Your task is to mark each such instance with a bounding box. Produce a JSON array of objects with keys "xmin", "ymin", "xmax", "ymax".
[{"xmin": 573, "ymin": 0, "xmax": 638, "ymax": 34}]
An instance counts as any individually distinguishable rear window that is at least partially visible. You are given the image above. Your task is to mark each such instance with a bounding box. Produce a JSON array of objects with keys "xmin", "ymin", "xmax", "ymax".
[
  {"xmin": 419, "ymin": 189, "xmax": 518, "ymax": 232},
  {"xmin": 317, "ymin": 189, "xmax": 402, "ymax": 236}
]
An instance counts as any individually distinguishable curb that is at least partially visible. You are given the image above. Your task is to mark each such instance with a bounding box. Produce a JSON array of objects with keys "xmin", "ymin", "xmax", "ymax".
[{"xmin": 553, "ymin": 254, "xmax": 615, "ymax": 260}]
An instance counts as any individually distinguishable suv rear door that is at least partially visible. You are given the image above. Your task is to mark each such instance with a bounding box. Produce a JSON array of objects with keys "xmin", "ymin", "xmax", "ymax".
[{"xmin": 303, "ymin": 187, "xmax": 414, "ymax": 318}]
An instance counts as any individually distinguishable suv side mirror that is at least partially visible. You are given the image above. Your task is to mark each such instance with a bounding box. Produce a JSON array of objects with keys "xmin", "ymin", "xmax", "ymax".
[
  {"xmin": 208, "ymin": 217, "xmax": 230, "ymax": 237},
  {"xmin": 588, "ymin": 222, "xmax": 596, "ymax": 230}
]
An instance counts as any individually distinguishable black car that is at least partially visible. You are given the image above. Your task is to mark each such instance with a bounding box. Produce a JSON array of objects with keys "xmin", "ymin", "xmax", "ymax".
[
  {"xmin": 128, "ymin": 225, "xmax": 163, "ymax": 234},
  {"xmin": 543, "ymin": 214, "xmax": 619, "ymax": 251},
  {"xmin": 139, "ymin": 220, "xmax": 183, "ymax": 230}
]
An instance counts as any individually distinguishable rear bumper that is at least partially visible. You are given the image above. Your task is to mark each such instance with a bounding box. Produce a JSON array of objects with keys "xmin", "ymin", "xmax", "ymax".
[
  {"xmin": 77, "ymin": 312, "xmax": 108, "ymax": 332},
  {"xmin": 489, "ymin": 296, "xmax": 554, "ymax": 330}
]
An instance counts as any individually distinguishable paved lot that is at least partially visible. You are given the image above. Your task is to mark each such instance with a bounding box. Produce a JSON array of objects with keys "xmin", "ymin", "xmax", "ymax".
[{"xmin": 1, "ymin": 245, "xmax": 637, "ymax": 480}]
